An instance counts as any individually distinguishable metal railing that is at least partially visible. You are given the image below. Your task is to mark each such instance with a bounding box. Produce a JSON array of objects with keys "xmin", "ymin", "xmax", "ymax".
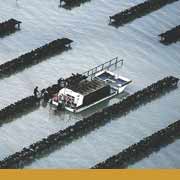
[{"xmin": 82, "ymin": 57, "xmax": 123, "ymax": 78}]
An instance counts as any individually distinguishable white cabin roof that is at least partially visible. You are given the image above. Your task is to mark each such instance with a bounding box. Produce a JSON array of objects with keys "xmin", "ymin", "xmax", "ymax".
[{"xmin": 95, "ymin": 70, "xmax": 131, "ymax": 86}]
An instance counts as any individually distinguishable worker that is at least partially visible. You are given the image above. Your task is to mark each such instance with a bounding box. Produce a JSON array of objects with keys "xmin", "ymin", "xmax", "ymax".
[
  {"xmin": 43, "ymin": 90, "xmax": 50, "ymax": 102},
  {"xmin": 58, "ymin": 78, "xmax": 63, "ymax": 88},
  {"xmin": 58, "ymin": 78, "xmax": 67, "ymax": 88},
  {"xmin": 33, "ymin": 86, "xmax": 39, "ymax": 98},
  {"xmin": 40, "ymin": 89, "xmax": 46, "ymax": 98}
]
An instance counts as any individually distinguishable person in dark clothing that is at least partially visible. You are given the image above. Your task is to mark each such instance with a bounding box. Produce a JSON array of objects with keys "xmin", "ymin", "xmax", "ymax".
[
  {"xmin": 40, "ymin": 89, "xmax": 45, "ymax": 98},
  {"xmin": 43, "ymin": 90, "xmax": 50, "ymax": 102},
  {"xmin": 58, "ymin": 78, "xmax": 67, "ymax": 88},
  {"xmin": 33, "ymin": 86, "xmax": 39, "ymax": 98},
  {"xmin": 58, "ymin": 78, "xmax": 63, "ymax": 88}
]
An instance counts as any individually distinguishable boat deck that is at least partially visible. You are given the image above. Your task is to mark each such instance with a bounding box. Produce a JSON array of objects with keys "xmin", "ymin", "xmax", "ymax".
[
  {"xmin": 97, "ymin": 71, "xmax": 127, "ymax": 85},
  {"xmin": 69, "ymin": 79, "xmax": 107, "ymax": 95}
]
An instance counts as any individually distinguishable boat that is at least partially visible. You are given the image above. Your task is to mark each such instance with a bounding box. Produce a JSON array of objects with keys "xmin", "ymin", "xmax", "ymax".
[{"xmin": 51, "ymin": 57, "xmax": 132, "ymax": 113}]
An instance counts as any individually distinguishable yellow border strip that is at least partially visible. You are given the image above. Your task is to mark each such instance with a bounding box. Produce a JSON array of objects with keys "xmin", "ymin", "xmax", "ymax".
[{"xmin": 0, "ymin": 170, "xmax": 180, "ymax": 180}]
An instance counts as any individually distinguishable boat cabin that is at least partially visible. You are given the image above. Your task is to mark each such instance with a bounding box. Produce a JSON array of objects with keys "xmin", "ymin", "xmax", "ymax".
[
  {"xmin": 52, "ymin": 79, "xmax": 111, "ymax": 112},
  {"xmin": 51, "ymin": 58, "xmax": 132, "ymax": 113}
]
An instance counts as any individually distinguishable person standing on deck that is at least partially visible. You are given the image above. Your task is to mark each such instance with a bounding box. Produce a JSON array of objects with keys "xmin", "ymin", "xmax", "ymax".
[{"xmin": 33, "ymin": 86, "xmax": 39, "ymax": 98}]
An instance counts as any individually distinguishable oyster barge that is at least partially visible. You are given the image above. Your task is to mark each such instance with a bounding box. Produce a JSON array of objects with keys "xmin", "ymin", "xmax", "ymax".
[{"xmin": 51, "ymin": 57, "xmax": 132, "ymax": 113}]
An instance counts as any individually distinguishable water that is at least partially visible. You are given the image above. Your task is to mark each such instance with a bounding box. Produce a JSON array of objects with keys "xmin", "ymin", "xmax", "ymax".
[
  {"xmin": 0, "ymin": 0, "xmax": 180, "ymax": 168},
  {"xmin": 129, "ymin": 139, "xmax": 180, "ymax": 168}
]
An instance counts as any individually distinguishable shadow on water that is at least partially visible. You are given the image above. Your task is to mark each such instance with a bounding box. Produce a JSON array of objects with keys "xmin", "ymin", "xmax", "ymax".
[{"xmin": 0, "ymin": 29, "xmax": 21, "ymax": 38}]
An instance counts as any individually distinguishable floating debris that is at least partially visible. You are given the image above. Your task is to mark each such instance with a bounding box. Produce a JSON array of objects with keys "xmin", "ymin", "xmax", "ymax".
[
  {"xmin": 0, "ymin": 76, "xmax": 178, "ymax": 169},
  {"xmin": 0, "ymin": 19, "xmax": 21, "ymax": 37},
  {"xmin": 92, "ymin": 119, "xmax": 180, "ymax": 169},
  {"xmin": 0, "ymin": 38, "xmax": 73, "ymax": 79},
  {"xmin": 59, "ymin": 0, "xmax": 91, "ymax": 10},
  {"xmin": 109, "ymin": 0, "xmax": 179, "ymax": 27},
  {"xmin": 159, "ymin": 25, "xmax": 180, "ymax": 45}
]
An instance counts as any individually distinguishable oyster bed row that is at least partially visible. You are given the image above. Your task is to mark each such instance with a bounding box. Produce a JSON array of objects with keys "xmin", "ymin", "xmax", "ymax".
[
  {"xmin": 0, "ymin": 38, "xmax": 73, "ymax": 79},
  {"xmin": 0, "ymin": 76, "xmax": 178, "ymax": 168},
  {"xmin": 92, "ymin": 119, "xmax": 180, "ymax": 168},
  {"xmin": 109, "ymin": 0, "xmax": 178, "ymax": 27},
  {"xmin": 159, "ymin": 25, "xmax": 180, "ymax": 45},
  {"xmin": 0, "ymin": 18, "xmax": 21, "ymax": 37}
]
